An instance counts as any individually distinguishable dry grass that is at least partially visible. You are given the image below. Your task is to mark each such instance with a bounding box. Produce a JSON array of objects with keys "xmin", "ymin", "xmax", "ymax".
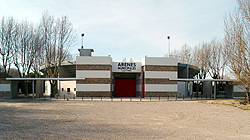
[{"xmin": 199, "ymin": 99, "xmax": 250, "ymax": 111}]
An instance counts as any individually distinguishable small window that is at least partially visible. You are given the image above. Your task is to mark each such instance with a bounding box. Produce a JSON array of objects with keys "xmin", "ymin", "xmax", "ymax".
[
  {"xmin": 67, "ymin": 88, "xmax": 70, "ymax": 93},
  {"xmin": 62, "ymin": 88, "xmax": 64, "ymax": 91},
  {"xmin": 74, "ymin": 88, "xmax": 76, "ymax": 91}
]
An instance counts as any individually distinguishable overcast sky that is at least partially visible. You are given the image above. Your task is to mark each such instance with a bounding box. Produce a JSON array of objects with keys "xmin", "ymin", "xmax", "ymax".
[{"xmin": 0, "ymin": 0, "xmax": 237, "ymax": 62}]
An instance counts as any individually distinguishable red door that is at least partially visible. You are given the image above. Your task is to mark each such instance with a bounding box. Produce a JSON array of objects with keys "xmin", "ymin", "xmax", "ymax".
[{"xmin": 115, "ymin": 79, "xmax": 136, "ymax": 97}]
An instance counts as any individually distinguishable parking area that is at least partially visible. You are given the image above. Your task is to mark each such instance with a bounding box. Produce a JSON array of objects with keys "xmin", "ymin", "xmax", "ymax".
[{"xmin": 0, "ymin": 99, "xmax": 249, "ymax": 139}]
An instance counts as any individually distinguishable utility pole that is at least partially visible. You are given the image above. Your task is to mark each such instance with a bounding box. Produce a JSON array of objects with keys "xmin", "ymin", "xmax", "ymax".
[
  {"xmin": 81, "ymin": 33, "xmax": 84, "ymax": 48},
  {"xmin": 167, "ymin": 36, "xmax": 170, "ymax": 57}
]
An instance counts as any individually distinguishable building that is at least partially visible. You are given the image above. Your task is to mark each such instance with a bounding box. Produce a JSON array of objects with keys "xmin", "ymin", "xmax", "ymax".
[
  {"xmin": 3, "ymin": 47, "xmax": 238, "ymax": 99},
  {"xmin": 40, "ymin": 47, "xmax": 199, "ymax": 98}
]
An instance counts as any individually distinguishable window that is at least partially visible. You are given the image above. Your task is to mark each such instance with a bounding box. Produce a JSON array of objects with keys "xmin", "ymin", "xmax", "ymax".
[
  {"xmin": 67, "ymin": 88, "xmax": 70, "ymax": 93},
  {"xmin": 62, "ymin": 88, "xmax": 64, "ymax": 91}
]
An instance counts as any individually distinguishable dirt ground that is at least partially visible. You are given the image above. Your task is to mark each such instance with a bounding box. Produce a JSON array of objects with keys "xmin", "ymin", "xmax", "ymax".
[
  {"xmin": 0, "ymin": 99, "xmax": 250, "ymax": 139},
  {"xmin": 200, "ymin": 99, "xmax": 250, "ymax": 111}
]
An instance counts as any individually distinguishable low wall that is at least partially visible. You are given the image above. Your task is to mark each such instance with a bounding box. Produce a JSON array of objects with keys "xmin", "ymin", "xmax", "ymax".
[
  {"xmin": 0, "ymin": 78, "xmax": 11, "ymax": 98},
  {"xmin": 0, "ymin": 91, "xmax": 10, "ymax": 98},
  {"xmin": 234, "ymin": 92, "xmax": 246, "ymax": 97},
  {"xmin": 145, "ymin": 92, "xmax": 177, "ymax": 97},
  {"xmin": 76, "ymin": 91, "xmax": 110, "ymax": 97},
  {"xmin": 233, "ymin": 85, "xmax": 246, "ymax": 97}
]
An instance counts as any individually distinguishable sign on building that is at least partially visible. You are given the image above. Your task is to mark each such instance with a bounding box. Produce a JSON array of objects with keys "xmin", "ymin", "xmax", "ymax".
[{"xmin": 112, "ymin": 62, "xmax": 141, "ymax": 72}]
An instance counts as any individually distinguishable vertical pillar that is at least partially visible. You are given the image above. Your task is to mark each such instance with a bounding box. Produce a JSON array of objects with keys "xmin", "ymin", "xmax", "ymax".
[
  {"xmin": 214, "ymin": 81, "xmax": 216, "ymax": 99},
  {"xmin": 110, "ymin": 69, "xmax": 113, "ymax": 98},
  {"xmin": 142, "ymin": 66, "xmax": 145, "ymax": 98},
  {"xmin": 57, "ymin": 79, "xmax": 60, "ymax": 96},
  {"xmin": 32, "ymin": 80, "xmax": 35, "ymax": 99},
  {"xmin": 186, "ymin": 65, "xmax": 189, "ymax": 97},
  {"xmin": 190, "ymin": 81, "xmax": 193, "ymax": 96},
  {"xmin": 226, "ymin": 82, "xmax": 233, "ymax": 98},
  {"xmin": 10, "ymin": 81, "xmax": 18, "ymax": 98}
]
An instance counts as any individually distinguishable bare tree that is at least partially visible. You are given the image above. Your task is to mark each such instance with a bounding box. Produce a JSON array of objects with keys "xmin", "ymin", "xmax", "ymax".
[
  {"xmin": 13, "ymin": 20, "xmax": 34, "ymax": 78},
  {"xmin": 208, "ymin": 39, "xmax": 227, "ymax": 79},
  {"xmin": 0, "ymin": 16, "xmax": 15, "ymax": 78},
  {"xmin": 178, "ymin": 44, "xmax": 193, "ymax": 64},
  {"xmin": 29, "ymin": 26, "xmax": 44, "ymax": 77},
  {"xmin": 192, "ymin": 42, "xmax": 211, "ymax": 80},
  {"xmin": 39, "ymin": 12, "xmax": 76, "ymax": 96},
  {"xmin": 224, "ymin": 0, "xmax": 250, "ymax": 103}
]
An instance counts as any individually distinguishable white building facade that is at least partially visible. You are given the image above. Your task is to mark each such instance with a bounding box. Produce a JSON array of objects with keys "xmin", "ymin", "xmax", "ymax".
[{"xmin": 74, "ymin": 50, "xmax": 179, "ymax": 97}]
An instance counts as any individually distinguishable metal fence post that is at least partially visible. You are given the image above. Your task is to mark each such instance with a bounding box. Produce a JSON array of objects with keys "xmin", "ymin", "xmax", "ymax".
[
  {"xmin": 64, "ymin": 94, "xmax": 65, "ymax": 100},
  {"xmin": 130, "ymin": 95, "xmax": 132, "ymax": 101},
  {"xmin": 111, "ymin": 96, "xmax": 113, "ymax": 101},
  {"xmin": 191, "ymin": 94, "xmax": 192, "ymax": 100},
  {"xmin": 168, "ymin": 95, "xmax": 169, "ymax": 100},
  {"xmin": 121, "ymin": 95, "xmax": 122, "ymax": 101},
  {"xmin": 206, "ymin": 94, "xmax": 207, "ymax": 100},
  {"xmin": 101, "ymin": 96, "xmax": 102, "ymax": 101},
  {"xmin": 159, "ymin": 95, "xmax": 160, "ymax": 101},
  {"xmin": 82, "ymin": 94, "xmax": 83, "ymax": 100},
  {"xmin": 50, "ymin": 94, "xmax": 51, "ymax": 99},
  {"xmin": 176, "ymin": 94, "xmax": 177, "ymax": 100},
  {"xmin": 150, "ymin": 95, "xmax": 151, "ymax": 101},
  {"xmin": 183, "ymin": 94, "xmax": 184, "ymax": 100},
  {"xmin": 140, "ymin": 95, "xmax": 142, "ymax": 101},
  {"xmin": 91, "ymin": 96, "xmax": 93, "ymax": 101}
]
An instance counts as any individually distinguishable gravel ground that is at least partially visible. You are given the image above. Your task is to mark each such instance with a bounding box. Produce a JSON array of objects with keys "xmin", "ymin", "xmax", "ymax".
[{"xmin": 0, "ymin": 99, "xmax": 249, "ymax": 139}]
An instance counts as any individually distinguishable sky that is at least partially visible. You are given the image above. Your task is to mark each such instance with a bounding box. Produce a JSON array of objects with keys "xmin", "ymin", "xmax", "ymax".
[{"xmin": 0, "ymin": 0, "xmax": 238, "ymax": 62}]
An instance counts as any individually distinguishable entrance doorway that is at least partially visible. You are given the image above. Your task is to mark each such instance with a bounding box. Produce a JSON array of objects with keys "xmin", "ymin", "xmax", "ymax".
[
  {"xmin": 115, "ymin": 79, "xmax": 136, "ymax": 97},
  {"xmin": 114, "ymin": 73, "xmax": 137, "ymax": 97}
]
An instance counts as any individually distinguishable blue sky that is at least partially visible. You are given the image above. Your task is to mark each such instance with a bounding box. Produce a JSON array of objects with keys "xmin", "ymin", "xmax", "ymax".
[{"xmin": 0, "ymin": 0, "xmax": 237, "ymax": 62}]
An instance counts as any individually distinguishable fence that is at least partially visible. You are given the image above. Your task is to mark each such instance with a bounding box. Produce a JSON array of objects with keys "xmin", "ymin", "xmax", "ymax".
[{"xmin": 38, "ymin": 94, "xmax": 215, "ymax": 101}]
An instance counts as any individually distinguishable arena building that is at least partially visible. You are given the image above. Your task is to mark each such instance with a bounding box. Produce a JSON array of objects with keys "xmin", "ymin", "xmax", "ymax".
[
  {"xmin": 39, "ymin": 47, "xmax": 199, "ymax": 98},
  {"xmin": 3, "ymin": 47, "xmax": 237, "ymax": 99}
]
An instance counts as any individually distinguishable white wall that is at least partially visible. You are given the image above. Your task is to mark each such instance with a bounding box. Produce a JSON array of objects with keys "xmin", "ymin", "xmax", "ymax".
[
  {"xmin": 76, "ymin": 84, "xmax": 110, "ymax": 91},
  {"xmin": 0, "ymin": 84, "xmax": 10, "ymax": 91},
  {"xmin": 76, "ymin": 70, "xmax": 110, "ymax": 78},
  {"xmin": 44, "ymin": 81, "xmax": 51, "ymax": 96},
  {"xmin": 145, "ymin": 71, "xmax": 177, "ymax": 79},
  {"xmin": 142, "ymin": 57, "xmax": 178, "ymax": 94},
  {"xmin": 76, "ymin": 56, "xmax": 112, "ymax": 64},
  {"xmin": 142, "ymin": 57, "xmax": 178, "ymax": 66},
  {"xmin": 60, "ymin": 81, "xmax": 76, "ymax": 97},
  {"xmin": 76, "ymin": 56, "xmax": 112, "ymax": 93},
  {"xmin": 145, "ymin": 84, "xmax": 177, "ymax": 92}
]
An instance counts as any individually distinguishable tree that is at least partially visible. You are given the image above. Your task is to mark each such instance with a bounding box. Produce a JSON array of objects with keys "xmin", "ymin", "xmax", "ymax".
[
  {"xmin": 192, "ymin": 42, "xmax": 211, "ymax": 80},
  {"xmin": 13, "ymin": 21, "xmax": 36, "ymax": 78},
  {"xmin": 224, "ymin": 0, "xmax": 250, "ymax": 103},
  {"xmin": 207, "ymin": 39, "xmax": 227, "ymax": 79},
  {"xmin": 178, "ymin": 44, "xmax": 193, "ymax": 64},
  {"xmin": 0, "ymin": 16, "xmax": 15, "ymax": 78},
  {"xmin": 39, "ymin": 12, "xmax": 76, "ymax": 96}
]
